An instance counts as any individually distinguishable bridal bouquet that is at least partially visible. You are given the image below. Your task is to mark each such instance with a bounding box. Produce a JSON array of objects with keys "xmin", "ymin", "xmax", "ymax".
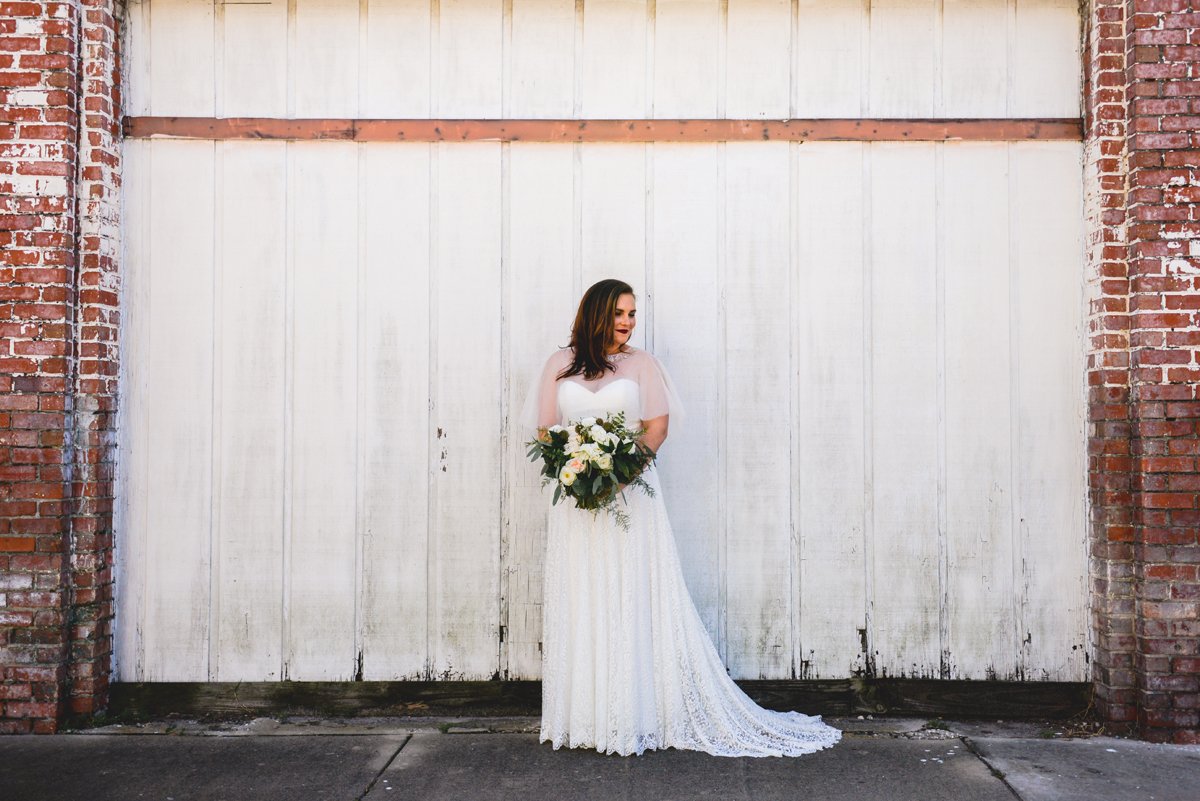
[{"xmin": 527, "ymin": 412, "xmax": 656, "ymax": 530}]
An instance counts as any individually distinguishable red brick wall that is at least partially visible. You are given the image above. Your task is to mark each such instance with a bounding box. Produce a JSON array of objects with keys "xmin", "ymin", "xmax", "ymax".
[
  {"xmin": 1087, "ymin": 0, "xmax": 1200, "ymax": 744},
  {"xmin": 0, "ymin": 0, "xmax": 120, "ymax": 733}
]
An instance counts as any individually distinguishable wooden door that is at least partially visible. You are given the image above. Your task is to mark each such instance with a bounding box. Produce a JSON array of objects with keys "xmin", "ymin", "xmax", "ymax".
[{"xmin": 117, "ymin": 0, "xmax": 1086, "ymax": 683}]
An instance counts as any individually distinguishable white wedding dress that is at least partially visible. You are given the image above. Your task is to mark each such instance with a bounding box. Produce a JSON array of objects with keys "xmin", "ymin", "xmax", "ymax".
[{"xmin": 523, "ymin": 347, "xmax": 843, "ymax": 757}]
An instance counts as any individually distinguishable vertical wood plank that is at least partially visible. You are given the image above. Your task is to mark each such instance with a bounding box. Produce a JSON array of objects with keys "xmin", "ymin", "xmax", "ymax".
[
  {"xmin": 222, "ymin": 3, "xmax": 289, "ymax": 117},
  {"xmin": 724, "ymin": 141, "xmax": 792, "ymax": 679},
  {"xmin": 726, "ymin": 0, "xmax": 790, "ymax": 119},
  {"xmin": 439, "ymin": 0, "xmax": 504, "ymax": 117},
  {"xmin": 433, "ymin": 142, "xmax": 503, "ymax": 679},
  {"xmin": 364, "ymin": 0, "xmax": 433, "ymax": 116},
  {"xmin": 580, "ymin": 144, "xmax": 647, "ymax": 349},
  {"xmin": 869, "ymin": 0, "xmax": 936, "ymax": 117},
  {"xmin": 1015, "ymin": 141, "xmax": 1087, "ymax": 680},
  {"xmin": 287, "ymin": 142, "xmax": 360, "ymax": 679},
  {"xmin": 653, "ymin": 0, "xmax": 720, "ymax": 118},
  {"xmin": 359, "ymin": 143, "xmax": 432, "ymax": 679},
  {"xmin": 581, "ymin": 0, "xmax": 648, "ymax": 118},
  {"xmin": 142, "ymin": 141, "xmax": 215, "ymax": 681},
  {"xmin": 124, "ymin": 0, "xmax": 151, "ymax": 116},
  {"xmin": 505, "ymin": 143, "xmax": 575, "ymax": 678},
  {"xmin": 942, "ymin": 142, "xmax": 1015, "ymax": 678},
  {"xmin": 294, "ymin": 0, "xmax": 361, "ymax": 117},
  {"xmin": 793, "ymin": 0, "xmax": 863, "ymax": 117},
  {"xmin": 114, "ymin": 138, "xmax": 150, "ymax": 680},
  {"xmin": 215, "ymin": 141, "xmax": 288, "ymax": 681},
  {"xmin": 510, "ymin": 0, "xmax": 575, "ymax": 118},
  {"xmin": 148, "ymin": 0, "xmax": 215, "ymax": 116},
  {"xmin": 795, "ymin": 142, "xmax": 868, "ymax": 679},
  {"xmin": 870, "ymin": 142, "xmax": 940, "ymax": 678},
  {"xmin": 652, "ymin": 143, "xmax": 722, "ymax": 642},
  {"xmin": 1013, "ymin": 0, "xmax": 1081, "ymax": 118},
  {"xmin": 941, "ymin": 0, "xmax": 1007, "ymax": 118}
]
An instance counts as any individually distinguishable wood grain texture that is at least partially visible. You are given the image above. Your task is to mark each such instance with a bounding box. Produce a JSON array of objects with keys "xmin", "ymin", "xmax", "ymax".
[
  {"xmin": 358, "ymin": 143, "xmax": 432, "ymax": 680},
  {"xmin": 651, "ymin": 143, "xmax": 722, "ymax": 643},
  {"xmin": 126, "ymin": 0, "xmax": 1081, "ymax": 120},
  {"xmin": 119, "ymin": 0, "xmax": 1089, "ymax": 685},
  {"xmin": 124, "ymin": 116, "xmax": 1085, "ymax": 141},
  {"xmin": 432, "ymin": 143, "xmax": 504, "ymax": 679},
  {"xmin": 287, "ymin": 142, "xmax": 360, "ymax": 680},
  {"xmin": 942, "ymin": 142, "xmax": 1016, "ymax": 678},
  {"xmin": 294, "ymin": 0, "xmax": 361, "ymax": 118},
  {"xmin": 1014, "ymin": 142, "xmax": 1087, "ymax": 680},
  {"xmin": 222, "ymin": 3, "xmax": 289, "ymax": 120},
  {"xmin": 146, "ymin": 0, "xmax": 215, "ymax": 117},
  {"xmin": 795, "ymin": 142, "xmax": 868, "ymax": 679},
  {"xmin": 142, "ymin": 141, "xmax": 216, "ymax": 682},
  {"xmin": 214, "ymin": 142, "xmax": 288, "ymax": 681},
  {"xmin": 870, "ymin": 142, "xmax": 940, "ymax": 679},
  {"xmin": 724, "ymin": 142, "xmax": 792, "ymax": 679},
  {"xmin": 504, "ymin": 142, "xmax": 576, "ymax": 679},
  {"xmin": 113, "ymin": 139, "xmax": 150, "ymax": 680}
]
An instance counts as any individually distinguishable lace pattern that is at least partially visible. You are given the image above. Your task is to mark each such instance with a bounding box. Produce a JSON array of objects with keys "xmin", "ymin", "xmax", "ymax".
[{"xmin": 540, "ymin": 463, "xmax": 843, "ymax": 758}]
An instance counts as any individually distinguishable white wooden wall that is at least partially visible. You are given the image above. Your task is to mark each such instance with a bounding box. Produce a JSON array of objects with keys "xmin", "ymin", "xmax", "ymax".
[{"xmin": 116, "ymin": 0, "xmax": 1087, "ymax": 682}]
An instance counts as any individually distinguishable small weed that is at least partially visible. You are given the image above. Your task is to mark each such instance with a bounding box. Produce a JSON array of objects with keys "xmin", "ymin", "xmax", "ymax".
[
  {"xmin": 438, "ymin": 721, "xmax": 454, "ymax": 734},
  {"xmin": 1038, "ymin": 729, "xmax": 1056, "ymax": 739},
  {"xmin": 925, "ymin": 718, "xmax": 950, "ymax": 731}
]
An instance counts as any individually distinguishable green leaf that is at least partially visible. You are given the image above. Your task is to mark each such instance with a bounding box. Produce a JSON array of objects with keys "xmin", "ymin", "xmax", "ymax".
[{"xmin": 552, "ymin": 484, "xmax": 562, "ymax": 505}]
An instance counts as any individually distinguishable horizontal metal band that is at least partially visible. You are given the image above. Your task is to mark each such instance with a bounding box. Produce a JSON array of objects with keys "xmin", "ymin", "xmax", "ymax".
[{"xmin": 123, "ymin": 116, "xmax": 1084, "ymax": 142}]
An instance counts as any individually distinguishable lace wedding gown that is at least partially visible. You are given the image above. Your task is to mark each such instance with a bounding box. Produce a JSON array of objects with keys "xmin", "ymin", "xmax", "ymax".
[{"xmin": 522, "ymin": 347, "xmax": 842, "ymax": 757}]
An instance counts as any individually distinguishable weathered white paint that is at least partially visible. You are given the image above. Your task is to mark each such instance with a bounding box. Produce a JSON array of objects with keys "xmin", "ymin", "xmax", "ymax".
[
  {"xmin": 117, "ymin": 0, "xmax": 1086, "ymax": 683},
  {"xmin": 125, "ymin": 0, "xmax": 1081, "ymax": 120},
  {"xmin": 794, "ymin": 142, "xmax": 868, "ymax": 679},
  {"xmin": 214, "ymin": 142, "xmax": 288, "ymax": 681}
]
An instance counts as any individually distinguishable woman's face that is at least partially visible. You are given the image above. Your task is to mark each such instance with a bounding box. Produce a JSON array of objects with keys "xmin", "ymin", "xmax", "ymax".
[{"xmin": 613, "ymin": 293, "xmax": 636, "ymax": 350}]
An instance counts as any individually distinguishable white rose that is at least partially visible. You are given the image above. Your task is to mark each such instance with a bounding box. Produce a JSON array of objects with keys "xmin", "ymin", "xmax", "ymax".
[
  {"xmin": 589, "ymin": 425, "xmax": 608, "ymax": 442},
  {"xmin": 596, "ymin": 453, "xmax": 613, "ymax": 471},
  {"xmin": 559, "ymin": 468, "xmax": 577, "ymax": 486},
  {"xmin": 548, "ymin": 425, "xmax": 566, "ymax": 433},
  {"xmin": 580, "ymin": 417, "xmax": 596, "ymax": 427},
  {"xmin": 581, "ymin": 443, "xmax": 602, "ymax": 460}
]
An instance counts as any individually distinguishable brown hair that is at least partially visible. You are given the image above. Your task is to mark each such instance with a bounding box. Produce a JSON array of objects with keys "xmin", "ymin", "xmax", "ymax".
[{"xmin": 558, "ymin": 279, "xmax": 635, "ymax": 381}]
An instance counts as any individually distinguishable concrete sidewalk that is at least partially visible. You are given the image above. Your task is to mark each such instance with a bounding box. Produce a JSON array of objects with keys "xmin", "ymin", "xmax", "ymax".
[{"xmin": 1, "ymin": 717, "xmax": 1197, "ymax": 801}]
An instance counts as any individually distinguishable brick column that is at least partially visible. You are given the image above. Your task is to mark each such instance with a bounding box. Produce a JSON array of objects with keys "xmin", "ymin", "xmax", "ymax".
[
  {"xmin": 1086, "ymin": 0, "xmax": 1139, "ymax": 733},
  {"xmin": 1088, "ymin": 0, "xmax": 1200, "ymax": 744},
  {"xmin": 0, "ymin": 0, "xmax": 120, "ymax": 734},
  {"xmin": 1124, "ymin": 0, "xmax": 1200, "ymax": 743}
]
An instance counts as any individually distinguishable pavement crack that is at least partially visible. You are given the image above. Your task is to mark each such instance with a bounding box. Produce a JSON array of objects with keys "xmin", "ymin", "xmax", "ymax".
[
  {"xmin": 961, "ymin": 737, "xmax": 1024, "ymax": 801},
  {"xmin": 355, "ymin": 734, "xmax": 412, "ymax": 800}
]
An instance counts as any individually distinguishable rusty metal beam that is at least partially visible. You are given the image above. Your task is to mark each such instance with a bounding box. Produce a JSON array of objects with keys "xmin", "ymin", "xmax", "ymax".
[{"xmin": 123, "ymin": 117, "xmax": 1083, "ymax": 142}]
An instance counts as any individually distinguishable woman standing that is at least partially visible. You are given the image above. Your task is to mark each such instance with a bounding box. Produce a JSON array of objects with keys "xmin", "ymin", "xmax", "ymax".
[{"xmin": 521, "ymin": 279, "xmax": 842, "ymax": 757}]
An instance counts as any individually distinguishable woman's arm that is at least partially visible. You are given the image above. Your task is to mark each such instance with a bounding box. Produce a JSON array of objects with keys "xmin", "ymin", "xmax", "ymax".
[
  {"xmin": 617, "ymin": 414, "xmax": 667, "ymax": 493},
  {"xmin": 641, "ymin": 414, "xmax": 669, "ymax": 455}
]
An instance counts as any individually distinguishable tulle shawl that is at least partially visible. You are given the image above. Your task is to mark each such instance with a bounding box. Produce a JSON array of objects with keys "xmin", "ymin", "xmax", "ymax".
[{"xmin": 518, "ymin": 347, "xmax": 685, "ymax": 432}]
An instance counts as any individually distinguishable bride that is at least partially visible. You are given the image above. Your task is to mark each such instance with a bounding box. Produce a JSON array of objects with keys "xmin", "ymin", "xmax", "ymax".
[{"xmin": 521, "ymin": 279, "xmax": 843, "ymax": 758}]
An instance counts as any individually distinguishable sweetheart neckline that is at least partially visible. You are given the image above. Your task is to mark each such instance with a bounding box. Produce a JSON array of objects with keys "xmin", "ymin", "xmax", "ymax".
[{"xmin": 559, "ymin": 377, "xmax": 637, "ymax": 396}]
